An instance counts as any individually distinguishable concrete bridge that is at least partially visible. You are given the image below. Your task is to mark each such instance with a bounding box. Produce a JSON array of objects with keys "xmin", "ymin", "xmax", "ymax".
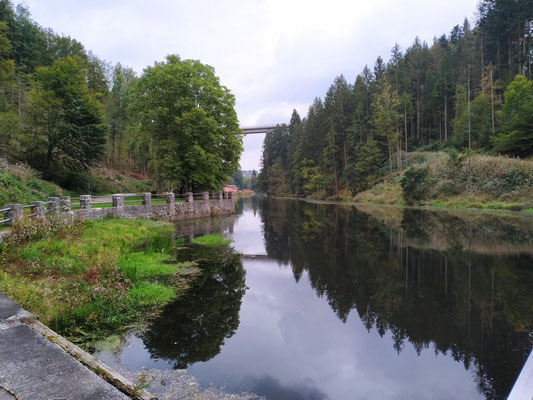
[{"xmin": 240, "ymin": 124, "xmax": 280, "ymax": 135}]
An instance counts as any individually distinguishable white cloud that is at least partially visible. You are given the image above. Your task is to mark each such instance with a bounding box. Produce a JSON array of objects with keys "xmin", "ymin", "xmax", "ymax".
[{"xmin": 19, "ymin": 0, "xmax": 479, "ymax": 170}]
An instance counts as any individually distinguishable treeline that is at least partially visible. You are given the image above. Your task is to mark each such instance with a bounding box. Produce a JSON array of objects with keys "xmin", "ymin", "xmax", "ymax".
[
  {"xmin": 0, "ymin": 1, "xmax": 241, "ymax": 191},
  {"xmin": 259, "ymin": 0, "xmax": 533, "ymax": 197},
  {"xmin": 228, "ymin": 169, "xmax": 258, "ymax": 191}
]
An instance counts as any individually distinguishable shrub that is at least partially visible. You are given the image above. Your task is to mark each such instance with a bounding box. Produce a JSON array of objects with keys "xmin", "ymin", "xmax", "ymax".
[
  {"xmin": 400, "ymin": 166, "xmax": 431, "ymax": 205},
  {"xmin": 8, "ymin": 217, "xmax": 84, "ymax": 246}
]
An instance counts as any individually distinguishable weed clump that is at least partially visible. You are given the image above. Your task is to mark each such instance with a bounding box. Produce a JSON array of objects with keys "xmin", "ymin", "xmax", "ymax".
[
  {"xmin": 0, "ymin": 218, "xmax": 183, "ymax": 336},
  {"xmin": 191, "ymin": 234, "xmax": 232, "ymax": 247}
]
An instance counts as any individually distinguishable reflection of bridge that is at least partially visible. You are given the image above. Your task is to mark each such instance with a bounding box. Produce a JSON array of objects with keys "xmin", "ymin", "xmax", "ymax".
[{"xmin": 240, "ymin": 124, "xmax": 280, "ymax": 135}]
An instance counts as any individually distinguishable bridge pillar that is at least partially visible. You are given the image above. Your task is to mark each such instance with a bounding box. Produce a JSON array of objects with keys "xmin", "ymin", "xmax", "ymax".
[
  {"xmin": 60, "ymin": 197, "xmax": 71, "ymax": 212},
  {"xmin": 202, "ymin": 192, "xmax": 209, "ymax": 201},
  {"xmin": 80, "ymin": 195, "xmax": 92, "ymax": 209},
  {"xmin": 31, "ymin": 201, "xmax": 45, "ymax": 219},
  {"xmin": 112, "ymin": 194, "xmax": 124, "ymax": 208},
  {"xmin": 218, "ymin": 191, "xmax": 223, "ymax": 200},
  {"xmin": 3, "ymin": 204, "xmax": 23, "ymax": 225},
  {"xmin": 141, "ymin": 193, "xmax": 151, "ymax": 206},
  {"xmin": 48, "ymin": 197, "xmax": 60, "ymax": 214},
  {"xmin": 186, "ymin": 192, "xmax": 193, "ymax": 203}
]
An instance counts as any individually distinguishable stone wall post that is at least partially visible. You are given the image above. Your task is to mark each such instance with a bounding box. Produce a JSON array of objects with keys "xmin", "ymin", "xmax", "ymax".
[
  {"xmin": 165, "ymin": 192, "xmax": 175, "ymax": 204},
  {"xmin": 202, "ymin": 191, "xmax": 209, "ymax": 201},
  {"xmin": 186, "ymin": 192, "xmax": 193, "ymax": 203},
  {"xmin": 228, "ymin": 191, "xmax": 234, "ymax": 199},
  {"xmin": 112, "ymin": 194, "xmax": 124, "ymax": 208},
  {"xmin": 80, "ymin": 195, "xmax": 92, "ymax": 209},
  {"xmin": 48, "ymin": 197, "xmax": 60, "ymax": 214},
  {"xmin": 30, "ymin": 201, "xmax": 45, "ymax": 219},
  {"xmin": 3, "ymin": 204, "xmax": 23, "ymax": 226},
  {"xmin": 218, "ymin": 191, "xmax": 223, "ymax": 200},
  {"xmin": 60, "ymin": 196, "xmax": 71, "ymax": 212},
  {"xmin": 141, "ymin": 193, "xmax": 152, "ymax": 206}
]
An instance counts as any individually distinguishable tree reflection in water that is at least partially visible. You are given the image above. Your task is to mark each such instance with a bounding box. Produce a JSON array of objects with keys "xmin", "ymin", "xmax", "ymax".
[
  {"xmin": 141, "ymin": 198, "xmax": 533, "ymax": 400},
  {"xmin": 258, "ymin": 198, "xmax": 533, "ymax": 400},
  {"xmin": 142, "ymin": 243, "xmax": 246, "ymax": 369}
]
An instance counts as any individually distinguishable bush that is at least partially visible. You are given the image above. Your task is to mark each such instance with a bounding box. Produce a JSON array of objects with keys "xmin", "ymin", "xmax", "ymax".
[{"xmin": 400, "ymin": 166, "xmax": 431, "ymax": 205}]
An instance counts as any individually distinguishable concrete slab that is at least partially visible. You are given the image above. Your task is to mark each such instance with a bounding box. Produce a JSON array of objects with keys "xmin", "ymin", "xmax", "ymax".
[
  {"xmin": 0, "ymin": 324, "xmax": 129, "ymax": 400},
  {"xmin": 0, "ymin": 293, "xmax": 21, "ymax": 321}
]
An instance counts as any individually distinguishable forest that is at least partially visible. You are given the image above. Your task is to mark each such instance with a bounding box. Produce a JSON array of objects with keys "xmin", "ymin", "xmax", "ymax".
[
  {"xmin": 0, "ymin": 0, "xmax": 242, "ymax": 193},
  {"xmin": 258, "ymin": 0, "xmax": 533, "ymax": 207}
]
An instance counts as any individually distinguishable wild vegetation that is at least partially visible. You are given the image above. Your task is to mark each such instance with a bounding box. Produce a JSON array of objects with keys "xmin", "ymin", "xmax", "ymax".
[
  {"xmin": 258, "ymin": 1, "xmax": 533, "ymax": 207},
  {"xmin": 0, "ymin": 157, "xmax": 63, "ymax": 205},
  {"xmin": 0, "ymin": 217, "xmax": 191, "ymax": 337},
  {"xmin": 0, "ymin": 1, "xmax": 241, "ymax": 193}
]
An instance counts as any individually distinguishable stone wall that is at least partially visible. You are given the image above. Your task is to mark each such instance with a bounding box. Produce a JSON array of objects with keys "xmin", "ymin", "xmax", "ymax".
[
  {"xmin": 72, "ymin": 198, "xmax": 235, "ymax": 221},
  {"xmin": 0, "ymin": 191, "xmax": 235, "ymax": 243}
]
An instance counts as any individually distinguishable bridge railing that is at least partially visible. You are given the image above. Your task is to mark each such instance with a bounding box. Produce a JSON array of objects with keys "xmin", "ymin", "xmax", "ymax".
[
  {"xmin": 0, "ymin": 191, "xmax": 234, "ymax": 229},
  {"xmin": 240, "ymin": 124, "xmax": 278, "ymax": 130}
]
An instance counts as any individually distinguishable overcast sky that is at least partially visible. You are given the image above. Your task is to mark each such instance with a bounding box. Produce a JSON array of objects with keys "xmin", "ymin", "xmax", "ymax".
[{"xmin": 19, "ymin": 0, "xmax": 479, "ymax": 170}]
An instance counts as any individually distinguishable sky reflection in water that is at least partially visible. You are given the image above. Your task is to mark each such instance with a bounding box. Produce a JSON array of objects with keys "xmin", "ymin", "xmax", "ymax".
[{"xmin": 96, "ymin": 198, "xmax": 533, "ymax": 400}]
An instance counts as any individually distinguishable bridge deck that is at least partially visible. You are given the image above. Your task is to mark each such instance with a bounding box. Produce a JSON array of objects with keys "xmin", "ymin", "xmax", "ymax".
[{"xmin": 240, "ymin": 124, "xmax": 278, "ymax": 134}]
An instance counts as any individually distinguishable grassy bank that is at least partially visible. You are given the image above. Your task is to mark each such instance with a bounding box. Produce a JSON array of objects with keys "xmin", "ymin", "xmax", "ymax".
[
  {"xmin": 0, "ymin": 158, "xmax": 63, "ymax": 206},
  {"xmin": 0, "ymin": 217, "xmax": 189, "ymax": 338},
  {"xmin": 0, "ymin": 158, "xmax": 153, "ymax": 207},
  {"xmin": 354, "ymin": 152, "xmax": 533, "ymax": 212}
]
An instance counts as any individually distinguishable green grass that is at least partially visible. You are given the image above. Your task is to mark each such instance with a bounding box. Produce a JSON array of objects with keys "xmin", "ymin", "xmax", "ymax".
[
  {"xmin": 69, "ymin": 198, "xmax": 185, "ymax": 210},
  {"xmin": 426, "ymin": 199, "xmax": 530, "ymax": 212},
  {"xmin": 0, "ymin": 162, "xmax": 63, "ymax": 205},
  {"xmin": 191, "ymin": 234, "xmax": 232, "ymax": 247},
  {"xmin": 0, "ymin": 218, "xmax": 184, "ymax": 336},
  {"xmin": 120, "ymin": 252, "xmax": 178, "ymax": 280},
  {"xmin": 129, "ymin": 283, "xmax": 176, "ymax": 306}
]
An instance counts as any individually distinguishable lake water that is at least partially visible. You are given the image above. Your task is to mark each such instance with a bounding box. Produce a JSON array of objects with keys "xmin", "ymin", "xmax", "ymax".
[{"xmin": 95, "ymin": 198, "xmax": 533, "ymax": 400}]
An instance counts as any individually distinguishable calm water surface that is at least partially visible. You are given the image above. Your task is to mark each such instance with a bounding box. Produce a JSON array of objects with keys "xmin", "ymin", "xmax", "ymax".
[{"xmin": 95, "ymin": 198, "xmax": 533, "ymax": 400}]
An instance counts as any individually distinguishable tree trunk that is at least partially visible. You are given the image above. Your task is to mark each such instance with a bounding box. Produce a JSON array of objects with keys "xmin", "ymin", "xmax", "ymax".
[
  {"xmin": 490, "ymin": 66, "xmax": 495, "ymax": 136},
  {"xmin": 416, "ymin": 63, "xmax": 420, "ymax": 140},
  {"xmin": 404, "ymin": 102, "xmax": 408, "ymax": 167},
  {"xmin": 468, "ymin": 67, "xmax": 471, "ymax": 150},
  {"xmin": 444, "ymin": 74, "xmax": 448, "ymax": 141},
  {"xmin": 45, "ymin": 144, "xmax": 54, "ymax": 178}
]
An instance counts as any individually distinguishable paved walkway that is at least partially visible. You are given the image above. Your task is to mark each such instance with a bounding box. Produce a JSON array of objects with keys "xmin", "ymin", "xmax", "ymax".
[{"xmin": 0, "ymin": 293, "xmax": 130, "ymax": 400}]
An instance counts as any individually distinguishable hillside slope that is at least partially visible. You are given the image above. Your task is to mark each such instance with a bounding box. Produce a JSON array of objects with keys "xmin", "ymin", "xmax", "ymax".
[
  {"xmin": 355, "ymin": 152, "xmax": 533, "ymax": 211},
  {"xmin": 0, "ymin": 159, "xmax": 153, "ymax": 205}
]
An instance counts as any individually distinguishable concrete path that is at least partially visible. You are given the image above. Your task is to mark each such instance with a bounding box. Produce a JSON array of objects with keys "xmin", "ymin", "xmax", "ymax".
[{"xmin": 0, "ymin": 293, "xmax": 130, "ymax": 400}]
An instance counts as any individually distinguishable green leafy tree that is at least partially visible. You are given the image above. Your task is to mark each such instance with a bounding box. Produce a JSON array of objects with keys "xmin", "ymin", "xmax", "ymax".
[
  {"xmin": 0, "ymin": 20, "xmax": 20, "ymax": 157},
  {"xmin": 131, "ymin": 55, "xmax": 242, "ymax": 190},
  {"xmin": 371, "ymin": 77, "xmax": 401, "ymax": 172},
  {"xmin": 322, "ymin": 128, "xmax": 339, "ymax": 192},
  {"xmin": 26, "ymin": 56, "xmax": 106, "ymax": 178},
  {"xmin": 346, "ymin": 137, "xmax": 383, "ymax": 194},
  {"xmin": 233, "ymin": 169, "xmax": 244, "ymax": 190},
  {"xmin": 493, "ymin": 75, "xmax": 533, "ymax": 156},
  {"xmin": 470, "ymin": 93, "xmax": 492, "ymax": 149},
  {"xmin": 451, "ymin": 84, "xmax": 469, "ymax": 148},
  {"xmin": 300, "ymin": 159, "xmax": 324, "ymax": 196},
  {"xmin": 106, "ymin": 63, "xmax": 138, "ymax": 168},
  {"xmin": 400, "ymin": 166, "xmax": 432, "ymax": 205}
]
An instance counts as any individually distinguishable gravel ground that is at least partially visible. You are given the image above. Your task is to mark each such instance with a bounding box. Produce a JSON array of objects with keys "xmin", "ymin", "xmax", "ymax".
[{"xmin": 117, "ymin": 367, "xmax": 264, "ymax": 400}]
